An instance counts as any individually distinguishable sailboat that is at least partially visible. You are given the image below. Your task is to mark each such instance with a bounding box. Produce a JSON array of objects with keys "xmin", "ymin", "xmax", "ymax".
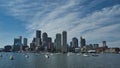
[
  {"xmin": 9, "ymin": 55, "xmax": 14, "ymax": 60},
  {"xmin": 45, "ymin": 54, "xmax": 49, "ymax": 58}
]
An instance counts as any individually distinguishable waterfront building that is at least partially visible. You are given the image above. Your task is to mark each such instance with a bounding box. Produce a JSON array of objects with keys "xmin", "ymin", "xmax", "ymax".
[
  {"xmin": 103, "ymin": 41, "xmax": 107, "ymax": 47},
  {"xmin": 30, "ymin": 42, "xmax": 36, "ymax": 51},
  {"xmin": 55, "ymin": 33, "xmax": 62, "ymax": 52},
  {"xmin": 19, "ymin": 36, "xmax": 22, "ymax": 45},
  {"xmin": 72, "ymin": 37, "xmax": 78, "ymax": 48},
  {"xmin": 105, "ymin": 48, "xmax": 120, "ymax": 53},
  {"xmin": 42, "ymin": 32, "xmax": 48, "ymax": 50},
  {"xmin": 80, "ymin": 36, "xmax": 86, "ymax": 48},
  {"xmin": 68, "ymin": 41, "xmax": 74, "ymax": 52},
  {"xmin": 93, "ymin": 44, "xmax": 99, "ymax": 49},
  {"xmin": 61, "ymin": 31, "xmax": 67, "ymax": 53},
  {"xmin": 13, "ymin": 36, "xmax": 23, "ymax": 51},
  {"xmin": 36, "ymin": 30, "xmax": 41, "ymax": 38},
  {"xmin": 30, "ymin": 38, "xmax": 36, "ymax": 51},
  {"xmin": 4, "ymin": 45, "xmax": 12, "ymax": 52},
  {"xmin": 23, "ymin": 38, "xmax": 28, "ymax": 46},
  {"xmin": 47, "ymin": 37, "xmax": 53, "ymax": 51},
  {"xmin": 36, "ymin": 30, "xmax": 42, "ymax": 46}
]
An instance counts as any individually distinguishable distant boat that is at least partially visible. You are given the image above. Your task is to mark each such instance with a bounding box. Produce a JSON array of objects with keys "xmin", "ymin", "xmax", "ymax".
[
  {"xmin": 83, "ymin": 54, "xmax": 89, "ymax": 57},
  {"xmin": 76, "ymin": 53, "xmax": 80, "ymax": 55},
  {"xmin": 9, "ymin": 55, "xmax": 14, "ymax": 60},
  {"xmin": 67, "ymin": 53, "xmax": 70, "ymax": 56},
  {"xmin": 25, "ymin": 55, "xmax": 29, "ymax": 58},
  {"xmin": 92, "ymin": 54, "xmax": 99, "ymax": 57},
  {"xmin": 50, "ymin": 53, "xmax": 53, "ymax": 56},
  {"xmin": 45, "ymin": 54, "xmax": 49, "ymax": 58}
]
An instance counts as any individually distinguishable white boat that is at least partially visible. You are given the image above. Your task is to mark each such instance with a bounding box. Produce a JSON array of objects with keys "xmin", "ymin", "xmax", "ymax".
[
  {"xmin": 45, "ymin": 54, "xmax": 49, "ymax": 58},
  {"xmin": 83, "ymin": 54, "xmax": 89, "ymax": 57},
  {"xmin": 9, "ymin": 55, "xmax": 14, "ymax": 60},
  {"xmin": 25, "ymin": 55, "xmax": 29, "ymax": 58},
  {"xmin": 50, "ymin": 53, "xmax": 53, "ymax": 56},
  {"xmin": 67, "ymin": 53, "xmax": 70, "ymax": 56}
]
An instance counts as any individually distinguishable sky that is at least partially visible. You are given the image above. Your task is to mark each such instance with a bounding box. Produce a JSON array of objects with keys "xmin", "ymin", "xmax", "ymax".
[{"xmin": 0, "ymin": 0, "xmax": 120, "ymax": 48}]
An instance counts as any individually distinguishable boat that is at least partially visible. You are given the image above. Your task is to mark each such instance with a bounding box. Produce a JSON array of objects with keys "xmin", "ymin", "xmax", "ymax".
[
  {"xmin": 9, "ymin": 55, "xmax": 14, "ymax": 60},
  {"xmin": 25, "ymin": 55, "xmax": 29, "ymax": 58},
  {"xmin": 83, "ymin": 54, "xmax": 89, "ymax": 57},
  {"xmin": 45, "ymin": 54, "xmax": 49, "ymax": 58},
  {"xmin": 50, "ymin": 53, "xmax": 53, "ymax": 56},
  {"xmin": 92, "ymin": 54, "xmax": 99, "ymax": 57},
  {"xmin": 67, "ymin": 53, "xmax": 70, "ymax": 56}
]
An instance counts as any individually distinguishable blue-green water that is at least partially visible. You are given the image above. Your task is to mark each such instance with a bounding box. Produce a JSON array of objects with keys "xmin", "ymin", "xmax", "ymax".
[{"xmin": 0, "ymin": 53, "xmax": 120, "ymax": 68}]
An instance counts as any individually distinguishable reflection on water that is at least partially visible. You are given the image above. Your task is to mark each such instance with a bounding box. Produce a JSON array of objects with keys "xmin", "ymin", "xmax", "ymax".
[{"xmin": 0, "ymin": 52, "xmax": 120, "ymax": 68}]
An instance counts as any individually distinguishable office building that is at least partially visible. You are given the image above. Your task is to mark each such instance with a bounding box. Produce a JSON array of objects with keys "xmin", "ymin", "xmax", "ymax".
[
  {"xmin": 36, "ymin": 30, "xmax": 41, "ymax": 38},
  {"xmin": 42, "ymin": 32, "xmax": 48, "ymax": 47},
  {"xmin": 103, "ymin": 41, "xmax": 106, "ymax": 47},
  {"xmin": 23, "ymin": 38, "xmax": 28, "ymax": 46},
  {"xmin": 72, "ymin": 37, "xmax": 78, "ymax": 48},
  {"xmin": 55, "ymin": 33, "xmax": 61, "ymax": 52},
  {"xmin": 36, "ymin": 30, "xmax": 42, "ymax": 46},
  {"xmin": 80, "ymin": 36, "xmax": 86, "ymax": 48},
  {"xmin": 47, "ymin": 37, "xmax": 52, "ymax": 51},
  {"xmin": 61, "ymin": 31, "xmax": 67, "ymax": 52},
  {"xmin": 4, "ymin": 45, "xmax": 12, "ymax": 52},
  {"xmin": 13, "ymin": 36, "xmax": 22, "ymax": 51}
]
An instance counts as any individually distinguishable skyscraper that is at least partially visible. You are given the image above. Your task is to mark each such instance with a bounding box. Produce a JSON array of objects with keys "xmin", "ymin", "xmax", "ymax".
[
  {"xmin": 47, "ymin": 37, "xmax": 52, "ymax": 51},
  {"xmin": 55, "ymin": 33, "xmax": 61, "ymax": 52},
  {"xmin": 72, "ymin": 37, "xmax": 78, "ymax": 48},
  {"xmin": 19, "ymin": 36, "xmax": 22, "ymax": 45},
  {"xmin": 80, "ymin": 36, "xmax": 86, "ymax": 48},
  {"xmin": 30, "ymin": 37, "xmax": 36, "ymax": 51},
  {"xmin": 23, "ymin": 38, "xmax": 28, "ymax": 46},
  {"xmin": 13, "ymin": 36, "xmax": 22, "ymax": 51},
  {"xmin": 61, "ymin": 31, "xmax": 67, "ymax": 52},
  {"xmin": 102, "ymin": 41, "xmax": 106, "ymax": 47},
  {"xmin": 36, "ymin": 30, "xmax": 42, "ymax": 46},
  {"xmin": 42, "ymin": 32, "xmax": 48, "ymax": 47},
  {"xmin": 36, "ymin": 30, "xmax": 41, "ymax": 38}
]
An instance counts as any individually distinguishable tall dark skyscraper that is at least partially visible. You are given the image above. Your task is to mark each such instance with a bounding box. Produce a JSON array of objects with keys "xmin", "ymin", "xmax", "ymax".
[
  {"xmin": 42, "ymin": 32, "xmax": 48, "ymax": 46},
  {"xmin": 13, "ymin": 36, "xmax": 22, "ymax": 51},
  {"xmin": 23, "ymin": 38, "xmax": 28, "ymax": 46},
  {"xmin": 72, "ymin": 37, "xmax": 78, "ymax": 48},
  {"xmin": 80, "ymin": 36, "xmax": 86, "ymax": 48},
  {"xmin": 47, "ymin": 37, "xmax": 52, "ymax": 50},
  {"xmin": 36, "ymin": 30, "xmax": 42, "ymax": 46},
  {"xmin": 30, "ymin": 37, "xmax": 36, "ymax": 51},
  {"xmin": 61, "ymin": 31, "xmax": 67, "ymax": 52},
  {"xmin": 36, "ymin": 30, "xmax": 41, "ymax": 38},
  {"xmin": 48, "ymin": 37, "xmax": 52, "ymax": 43},
  {"xmin": 42, "ymin": 32, "xmax": 48, "ymax": 41},
  {"xmin": 102, "ymin": 41, "xmax": 106, "ymax": 47},
  {"xmin": 55, "ymin": 33, "xmax": 61, "ymax": 52}
]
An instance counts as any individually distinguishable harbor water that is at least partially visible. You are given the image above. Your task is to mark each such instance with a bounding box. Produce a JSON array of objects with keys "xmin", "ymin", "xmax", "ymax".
[{"xmin": 0, "ymin": 52, "xmax": 120, "ymax": 68}]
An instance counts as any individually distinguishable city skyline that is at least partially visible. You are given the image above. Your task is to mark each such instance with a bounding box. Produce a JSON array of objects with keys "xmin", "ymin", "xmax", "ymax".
[
  {"xmin": 0, "ymin": 0, "xmax": 120, "ymax": 48},
  {"xmin": 2, "ymin": 30, "xmax": 118, "ymax": 53}
]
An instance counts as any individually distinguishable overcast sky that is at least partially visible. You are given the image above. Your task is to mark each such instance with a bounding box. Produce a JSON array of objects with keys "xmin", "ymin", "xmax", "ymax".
[{"xmin": 0, "ymin": 0, "xmax": 120, "ymax": 48}]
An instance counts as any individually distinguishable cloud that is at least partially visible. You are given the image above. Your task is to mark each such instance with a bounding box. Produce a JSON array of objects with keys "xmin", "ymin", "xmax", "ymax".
[{"xmin": 27, "ymin": 3, "xmax": 120, "ymax": 47}]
